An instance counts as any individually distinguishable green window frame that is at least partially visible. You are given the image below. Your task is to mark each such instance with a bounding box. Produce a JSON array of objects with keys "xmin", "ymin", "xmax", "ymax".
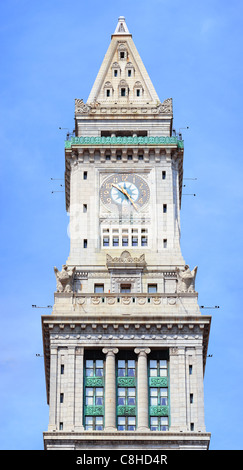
[
  {"xmin": 116, "ymin": 355, "xmax": 137, "ymax": 430},
  {"xmin": 84, "ymin": 355, "xmax": 105, "ymax": 430},
  {"xmin": 148, "ymin": 353, "xmax": 169, "ymax": 431}
]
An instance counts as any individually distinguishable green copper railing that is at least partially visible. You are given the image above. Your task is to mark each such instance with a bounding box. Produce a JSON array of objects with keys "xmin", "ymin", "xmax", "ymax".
[{"xmin": 65, "ymin": 135, "xmax": 184, "ymax": 149}]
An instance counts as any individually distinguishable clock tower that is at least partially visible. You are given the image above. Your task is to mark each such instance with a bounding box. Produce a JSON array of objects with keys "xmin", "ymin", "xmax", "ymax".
[{"xmin": 42, "ymin": 16, "xmax": 211, "ymax": 450}]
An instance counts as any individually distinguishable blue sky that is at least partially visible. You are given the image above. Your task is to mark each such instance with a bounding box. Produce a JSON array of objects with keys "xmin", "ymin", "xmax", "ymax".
[{"xmin": 0, "ymin": 0, "xmax": 242, "ymax": 450}]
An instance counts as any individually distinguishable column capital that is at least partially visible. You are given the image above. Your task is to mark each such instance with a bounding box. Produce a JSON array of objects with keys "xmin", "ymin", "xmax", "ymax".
[
  {"xmin": 102, "ymin": 347, "xmax": 119, "ymax": 356},
  {"xmin": 134, "ymin": 347, "xmax": 151, "ymax": 357}
]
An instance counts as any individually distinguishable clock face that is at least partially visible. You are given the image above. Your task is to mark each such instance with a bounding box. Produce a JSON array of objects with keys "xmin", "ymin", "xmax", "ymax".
[{"xmin": 100, "ymin": 173, "xmax": 150, "ymax": 211}]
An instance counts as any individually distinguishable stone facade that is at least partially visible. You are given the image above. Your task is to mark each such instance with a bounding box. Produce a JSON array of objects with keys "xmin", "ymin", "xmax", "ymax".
[{"xmin": 42, "ymin": 16, "xmax": 211, "ymax": 450}]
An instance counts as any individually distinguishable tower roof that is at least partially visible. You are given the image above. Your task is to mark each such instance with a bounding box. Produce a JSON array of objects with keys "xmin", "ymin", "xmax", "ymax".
[{"xmin": 87, "ymin": 16, "xmax": 160, "ymax": 105}]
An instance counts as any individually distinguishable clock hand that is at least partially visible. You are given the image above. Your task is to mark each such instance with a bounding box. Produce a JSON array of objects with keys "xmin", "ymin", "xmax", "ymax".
[
  {"xmin": 123, "ymin": 191, "xmax": 138, "ymax": 211},
  {"xmin": 111, "ymin": 183, "xmax": 138, "ymax": 211},
  {"xmin": 111, "ymin": 183, "xmax": 124, "ymax": 193}
]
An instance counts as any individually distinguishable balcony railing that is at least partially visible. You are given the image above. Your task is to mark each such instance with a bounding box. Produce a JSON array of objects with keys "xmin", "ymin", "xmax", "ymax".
[{"xmin": 65, "ymin": 135, "xmax": 184, "ymax": 149}]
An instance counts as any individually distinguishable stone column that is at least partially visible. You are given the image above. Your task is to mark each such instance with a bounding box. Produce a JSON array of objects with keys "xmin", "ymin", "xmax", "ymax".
[
  {"xmin": 102, "ymin": 348, "xmax": 119, "ymax": 431},
  {"xmin": 134, "ymin": 347, "xmax": 151, "ymax": 431}
]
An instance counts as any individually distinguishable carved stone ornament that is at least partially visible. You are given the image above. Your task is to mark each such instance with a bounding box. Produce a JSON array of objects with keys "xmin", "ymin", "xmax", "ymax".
[
  {"xmin": 176, "ymin": 264, "xmax": 198, "ymax": 293},
  {"xmin": 75, "ymin": 99, "xmax": 91, "ymax": 114},
  {"xmin": 106, "ymin": 250, "xmax": 146, "ymax": 268},
  {"xmin": 54, "ymin": 265, "xmax": 75, "ymax": 293},
  {"xmin": 157, "ymin": 98, "xmax": 173, "ymax": 114}
]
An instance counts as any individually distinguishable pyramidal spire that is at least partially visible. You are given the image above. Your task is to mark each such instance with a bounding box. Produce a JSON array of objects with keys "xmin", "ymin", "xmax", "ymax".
[
  {"xmin": 87, "ymin": 16, "xmax": 160, "ymax": 105},
  {"xmin": 113, "ymin": 16, "xmax": 131, "ymax": 36}
]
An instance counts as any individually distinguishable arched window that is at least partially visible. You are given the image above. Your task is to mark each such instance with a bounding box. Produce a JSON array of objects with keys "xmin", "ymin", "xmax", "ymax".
[
  {"xmin": 103, "ymin": 81, "xmax": 113, "ymax": 98},
  {"xmin": 118, "ymin": 80, "xmax": 129, "ymax": 98},
  {"xmin": 111, "ymin": 62, "xmax": 121, "ymax": 78},
  {"xmin": 117, "ymin": 43, "xmax": 128, "ymax": 61},
  {"xmin": 133, "ymin": 81, "xmax": 143, "ymax": 98},
  {"xmin": 125, "ymin": 62, "xmax": 135, "ymax": 78}
]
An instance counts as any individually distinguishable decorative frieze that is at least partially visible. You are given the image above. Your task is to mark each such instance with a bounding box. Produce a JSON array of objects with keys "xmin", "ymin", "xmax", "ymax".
[
  {"xmin": 84, "ymin": 405, "xmax": 104, "ymax": 416},
  {"xmin": 117, "ymin": 377, "xmax": 136, "ymax": 387},
  {"xmin": 117, "ymin": 406, "xmax": 136, "ymax": 416},
  {"xmin": 85, "ymin": 377, "xmax": 104, "ymax": 387},
  {"xmin": 149, "ymin": 377, "xmax": 168, "ymax": 387},
  {"xmin": 150, "ymin": 406, "xmax": 169, "ymax": 416}
]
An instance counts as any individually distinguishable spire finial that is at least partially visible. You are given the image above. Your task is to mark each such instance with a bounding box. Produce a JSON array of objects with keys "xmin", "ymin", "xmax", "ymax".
[{"xmin": 113, "ymin": 16, "xmax": 131, "ymax": 36}]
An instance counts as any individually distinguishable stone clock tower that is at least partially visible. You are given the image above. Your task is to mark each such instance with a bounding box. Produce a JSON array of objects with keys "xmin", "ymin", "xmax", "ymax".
[{"xmin": 42, "ymin": 17, "xmax": 211, "ymax": 450}]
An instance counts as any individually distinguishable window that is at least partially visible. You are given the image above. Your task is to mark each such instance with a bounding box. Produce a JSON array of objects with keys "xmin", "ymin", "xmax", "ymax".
[
  {"xmin": 148, "ymin": 284, "xmax": 157, "ymax": 294},
  {"xmin": 83, "ymin": 239, "xmax": 88, "ymax": 248},
  {"xmin": 141, "ymin": 236, "xmax": 148, "ymax": 246},
  {"xmin": 149, "ymin": 355, "xmax": 169, "ymax": 431},
  {"xmin": 117, "ymin": 155, "xmax": 122, "ymax": 160},
  {"xmin": 83, "ymin": 171, "xmax": 87, "ymax": 180},
  {"xmin": 128, "ymin": 69, "xmax": 132, "ymax": 77},
  {"xmin": 117, "ymin": 355, "xmax": 137, "ymax": 431},
  {"xmin": 127, "ymin": 155, "xmax": 133, "ymax": 160},
  {"xmin": 118, "ymin": 387, "xmax": 136, "ymax": 406},
  {"xmin": 163, "ymin": 204, "xmax": 167, "ymax": 213},
  {"xmin": 83, "ymin": 204, "xmax": 87, "ymax": 213},
  {"xmin": 122, "ymin": 236, "xmax": 128, "ymax": 247},
  {"xmin": 150, "ymin": 416, "xmax": 169, "ymax": 431},
  {"xmin": 189, "ymin": 365, "xmax": 193, "ymax": 375},
  {"xmin": 132, "ymin": 236, "xmax": 138, "ymax": 247},
  {"xmin": 114, "ymin": 69, "xmax": 118, "ymax": 77},
  {"xmin": 84, "ymin": 354, "xmax": 105, "ymax": 430},
  {"xmin": 85, "ymin": 387, "xmax": 104, "ymax": 406},
  {"xmin": 138, "ymin": 154, "xmax": 143, "ymax": 160},
  {"xmin": 113, "ymin": 237, "xmax": 119, "ymax": 247},
  {"xmin": 162, "ymin": 171, "xmax": 166, "ymax": 180},
  {"xmin": 120, "ymin": 284, "xmax": 131, "ymax": 293},
  {"xmin": 121, "ymin": 88, "xmax": 126, "ymax": 97},
  {"xmin": 163, "ymin": 239, "xmax": 167, "ymax": 248},
  {"xmin": 85, "ymin": 416, "xmax": 103, "ymax": 431},
  {"xmin": 60, "ymin": 393, "xmax": 64, "ymax": 403},
  {"xmin": 94, "ymin": 284, "xmax": 104, "ymax": 294},
  {"xmin": 106, "ymin": 89, "xmax": 110, "ymax": 97},
  {"xmin": 59, "ymin": 422, "xmax": 63, "ymax": 430},
  {"xmin": 85, "ymin": 359, "xmax": 104, "ymax": 377},
  {"xmin": 136, "ymin": 89, "xmax": 140, "ymax": 97},
  {"xmin": 118, "ymin": 416, "xmax": 136, "ymax": 431},
  {"xmin": 103, "ymin": 236, "xmax": 109, "ymax": 247},
  {"xmin": 60, "ymin": 364, "xmax": 64, "ymax": 374},
  {"xmin": 118, "ymin": 359, "xmax": 135, "ymax": 377},
  {"xmin": 120, "ymin": 51, "xmax": 125, "ymax": 59},
  {"xmin": 149, "ymin": 359, "xmax": 167, "ymax": 377},
  {"xmin": 190, "ymin": 423, "xmax": 194, "ymax": 431},
  {"xmin": 106, "ymin": 154, "xmax": 111, "ymax": 160},
  {"xmin": 190, "ymin": 393, "xmax": 194, "ymax": 404},
  {"xmin": 150, "ymin": 388, "xmax": 168, "ymax": 406}
]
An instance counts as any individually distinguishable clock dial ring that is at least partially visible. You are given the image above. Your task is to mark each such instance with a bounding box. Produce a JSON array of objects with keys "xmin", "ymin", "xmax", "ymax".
[{"xmin": 100, "ymin": 173, "xmax": 150, "ymax": 211}]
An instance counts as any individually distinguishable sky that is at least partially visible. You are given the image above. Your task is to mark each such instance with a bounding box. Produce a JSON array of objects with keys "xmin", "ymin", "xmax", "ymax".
[{"xmin": 0, "ymin": 0, "xmax": 242, "ymax": 450}]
